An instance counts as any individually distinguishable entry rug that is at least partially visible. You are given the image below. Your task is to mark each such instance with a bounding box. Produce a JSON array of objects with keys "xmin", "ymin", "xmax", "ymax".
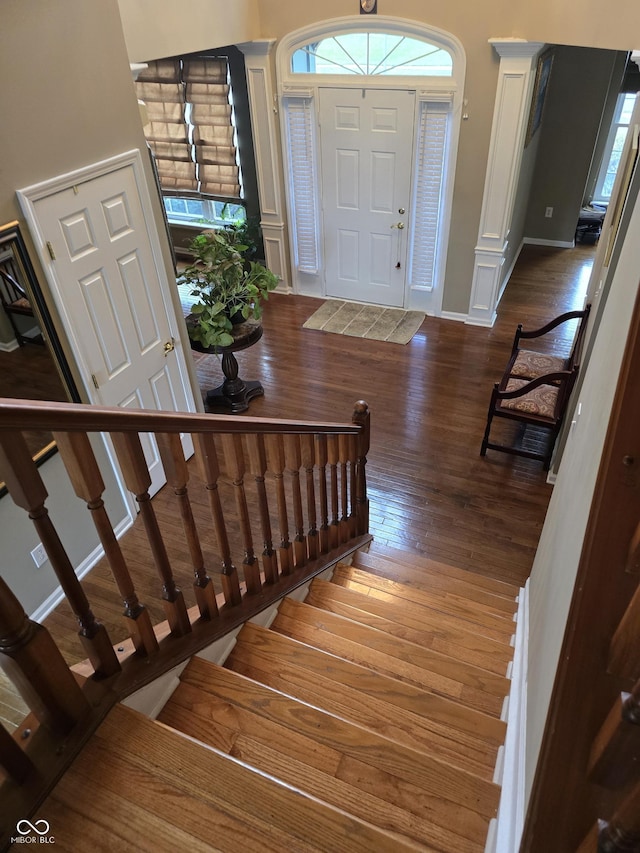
[{"xmin": 303, "ymin": 300, "xmax": 425, "ymax": 345}]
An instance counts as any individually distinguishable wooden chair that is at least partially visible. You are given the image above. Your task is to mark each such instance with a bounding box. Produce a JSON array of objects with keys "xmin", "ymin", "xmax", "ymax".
[
  {"xmin": 505, "ymin": 304, "xmax": 591, "ymax": 382},
  {"xmin": 0, "ymin": 268, "xmax": 40, "ymax": 346},
  {"xmin": 480, "ymin": 305, "xmax": 590, "ymax": 469},
  {"xmin": 480, "ymin": 367, "xmax": 578, "ymax": 469}
]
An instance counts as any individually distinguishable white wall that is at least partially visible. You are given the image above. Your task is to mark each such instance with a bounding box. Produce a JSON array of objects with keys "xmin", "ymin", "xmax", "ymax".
[{"xmin": 525, "ymin": 177, "xmax": 640, "ymax": 798}]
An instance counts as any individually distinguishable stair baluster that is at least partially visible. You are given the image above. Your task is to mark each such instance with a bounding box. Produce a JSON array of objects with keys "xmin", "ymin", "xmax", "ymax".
[
  {"xmin": 338, "ymin": 434, "xmax": 350, "ymax": 543},
  {"xmin": 327, "ymin": 435, "xmax": 341, "ymax": 550},
  {"xmin": 595, "ymin": 780, "xmax": 640, "ymax": 852},
  {"xmin": 348, "ymin": 433, "xmax": 358, "ymax": 538},
  {"xmin": 352, "ymin": 401, "xmax": 370, "ymax": 535},
  {"xmin": 0, "ymin": 577, "xmax": 89, "ymax": 733},
  {"xmin": 608, "ymin": 585, "xmax": 640, "ymax": 680},
  {"xmin": 315, "ymin": 434, "xmax": 330, "ymax": 554},
  {"xmin": 54, "ymin": 431, "xmax": 159, "ymax": 657},
  {"xmin": 284, "ymin": 435, "xmax": 307, "ymax": 567},
  {"xmin": 111, "ymin": 432, "xmax": 191, "ymax": 637},
  {"xmin": 301, "ymin": 434, "xmax": 319, "ymax": 560},
  {"xmin": 193, "ymin": 433, "xmax": 242, "ymax": 606},
  {"xmin": 0, "ymin": 396, "xmax": 372, "ymax": 841},
  {"xmin": 156, "ymin": 433, "xmax": 218, "ymax": 621},
  {"xmin": 221, "ymin": 434, "xmax": 261, "ymax": 595},
  {"xmin": 0, "ymin": 721, "xmax": 34, "ymax": 783},
  {"xmin": 265, "ymin": 434, "xmax": 293, "ymax": 575},
  {"xmin": 0, "ymin": 432, "xmax": 119, "ymax": 676},
  {"xmin": 589, "ymin": 679, "xmax": 640, "ymax": 789},
  {"xmin": 245, "ymin": 434, "xmax": 278, "ymax": 584}
]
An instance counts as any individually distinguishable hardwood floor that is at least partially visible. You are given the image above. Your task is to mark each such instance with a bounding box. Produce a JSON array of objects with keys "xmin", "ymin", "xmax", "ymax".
[
  {"xmin": 0, "ymin": 343, "xmax": 69, "ymax": 460},
  {"xmin": 38, "ymin": 242, "xmax": 594, "ymax": 667},
  {"xmin": 192, "ymin": 242, "xmax": 593, "ymax": 582}
]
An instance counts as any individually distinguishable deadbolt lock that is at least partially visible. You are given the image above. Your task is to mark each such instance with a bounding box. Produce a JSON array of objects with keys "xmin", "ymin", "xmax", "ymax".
[{"xmin": 398, "ymin": 208, "xmax": 405, "ymax": 215}]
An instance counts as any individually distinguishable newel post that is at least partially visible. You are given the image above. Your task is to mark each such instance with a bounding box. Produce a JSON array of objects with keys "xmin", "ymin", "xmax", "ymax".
[
  {"xmin": 352, "ymin": 401, "xmax": 370, "ymax": 536},
  {"xmin": 0, "ymin": 577, "xmax": 89, "ymax": 734}
]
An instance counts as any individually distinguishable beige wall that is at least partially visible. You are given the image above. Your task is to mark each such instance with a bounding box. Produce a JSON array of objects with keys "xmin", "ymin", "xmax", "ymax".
[
  {"xmin": 511, "ymin": 0, "xmax": 640, "ymax": 50},
  {"xmin": 117, "ymin": 0, "xmax": 261, "ymax": 62},
  {"xmin": 0, "ymin": 0, "xmax": 155, "ymax": 613}
]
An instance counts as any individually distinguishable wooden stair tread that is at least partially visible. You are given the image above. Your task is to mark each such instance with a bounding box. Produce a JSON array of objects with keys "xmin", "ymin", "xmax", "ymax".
[
  {"xmin": 307, "ymin": 578, "xmax": 513, "ymax": 675},
  {"xmin": 226, "ymin": 622, "xmax": 505, "ymax": 754},
  {"xmin": 332, "ymin": 564, "xmax": 516, "ymax": 642},
  {"xmin": 42, "ymin": 703, "xmax": 415, "ymax": 852},
  {"xmin": 366, "ymin": 543, "xmax": 521, "ymax": 599},
  {"xmin": 353, "ymin": 550, "xmax": 519, "ymax": 612},
  {"xmin": 0, "ymin": 670, "xmax": 29, "ymax": 732},
  {"xmin": 333, "ymin": 563, "xmax": 516, "ymax": 634},
  {"xmin": 272, "ymin": 598, "xmax": 508, "ymax": 717},
  {"xmin": 176, "ymin": 655, "xmax": 500, "ymax": 819},
  {"xmin": 160, "ymin": 673, "xmax": 485, "ymax": 852},
  {"xmin": 225, "ymin": 651, "xmax": 500, "ymax": 784}
]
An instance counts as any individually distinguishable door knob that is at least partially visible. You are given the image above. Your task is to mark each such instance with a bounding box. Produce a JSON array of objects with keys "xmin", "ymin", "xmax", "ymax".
[
  {"xmin": 164, "ymin": 338, "xmax": 175, "ymax": 356},
  {"xmin": 390, "ymin": 222, "xmax": 405, "ymax": 230}
]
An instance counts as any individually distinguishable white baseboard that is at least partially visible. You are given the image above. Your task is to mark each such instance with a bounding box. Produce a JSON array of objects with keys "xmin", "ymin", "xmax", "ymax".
[
  {"xmin": 440, "ymin": 310, "xmax": 468, "ymax": 323},
  {"xmin": 487, "ymin": 579, "xmax": 529, "ymax": 853},
  {"xmin": 0, "ymin": 338, "xmax": 19, "ymax": 352},
  {"xmin": 465, "ymin": 314, "xmax": 497, "ymax": 328},
  {"xmin": 29, "ymin": 514, "xmax": 134, "ymax": 623},
  {"xmin": 523, "ymin": 237, "xmax": 576, "ymax": 249}
]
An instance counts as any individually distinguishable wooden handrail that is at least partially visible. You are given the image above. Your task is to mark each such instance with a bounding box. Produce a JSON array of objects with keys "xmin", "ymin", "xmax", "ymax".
[
  {"xmin": 0, "ymin": 396, "xmax": 371, "ymax": 816},
  {"xmin": 0, "ymin": 397, "xmax": 362, "ymax": 436},
  {"xmin": 0, "ymin": 394, "xmax": 372, "ymax": 849}
]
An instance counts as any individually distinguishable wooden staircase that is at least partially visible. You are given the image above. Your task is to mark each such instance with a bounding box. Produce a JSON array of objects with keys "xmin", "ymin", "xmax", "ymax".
[{"xmin": 38, "ymin": 546, "xmax": 520, "ymax": 851}]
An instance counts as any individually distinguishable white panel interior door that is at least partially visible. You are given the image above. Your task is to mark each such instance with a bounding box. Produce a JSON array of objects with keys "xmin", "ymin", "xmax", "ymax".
[
  {"xmin": 23, "ymin": 159, "xmax": 195, "ymax": 496},
  {"xmin": 320, "ymin": 88, "xmax": 416, "ymax": 307}
]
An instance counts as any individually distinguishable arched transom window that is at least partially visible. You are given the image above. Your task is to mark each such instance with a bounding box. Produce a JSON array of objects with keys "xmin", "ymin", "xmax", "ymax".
[{"xmin": 291, "ymin": 33, "xmax": 453, "ymax": 77}]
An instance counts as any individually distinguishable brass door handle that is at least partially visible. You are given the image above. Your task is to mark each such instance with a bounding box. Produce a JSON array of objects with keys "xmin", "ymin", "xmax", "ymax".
[
  {"xmin": 164, "ymin": 338, "xmax": 175, "ymax": 356},
  {"xmin": 391, "ymin": 222, "xmax": 405, "ymax": 230}
]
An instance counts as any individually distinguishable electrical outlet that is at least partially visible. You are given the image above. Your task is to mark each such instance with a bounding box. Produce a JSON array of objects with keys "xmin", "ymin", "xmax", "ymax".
[
  {"xmin": 30, "ymin": 543, "xmax": 48, "ymax": 568},
  {"xmin": 545, "ymin": 206, "xmax": 554, "ymax": 218}
]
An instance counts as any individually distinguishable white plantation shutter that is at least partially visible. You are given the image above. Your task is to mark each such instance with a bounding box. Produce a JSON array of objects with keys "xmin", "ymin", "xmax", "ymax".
[
  {"xmin": 409, "ymin": 100, "xmax": 450, "ymax": 292},
  {"xmin": 284, "ymin": 97, "xmax": 319, "ymax": 274}
]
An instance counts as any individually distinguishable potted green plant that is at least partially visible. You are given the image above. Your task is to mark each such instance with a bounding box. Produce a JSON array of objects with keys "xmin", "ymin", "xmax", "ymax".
[{"xmin": 182, "ymin": 229, "xmax": 278, "ymax": 350}]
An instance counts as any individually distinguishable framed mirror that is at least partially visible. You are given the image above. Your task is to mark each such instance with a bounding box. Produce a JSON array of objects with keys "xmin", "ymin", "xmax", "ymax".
[{"xmin": 0, "ymin": 221, "xmax": 80, "ymax": 496}]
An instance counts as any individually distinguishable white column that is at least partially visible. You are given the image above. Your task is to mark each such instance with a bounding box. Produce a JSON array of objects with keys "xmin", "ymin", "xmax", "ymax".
[
  {"xmin": 467, "ymin": 39, "xmax": 544, "ymax": 326},
  {"xmin": 237, "ymin": 40, "xmax": 291, "ymax": 291}
]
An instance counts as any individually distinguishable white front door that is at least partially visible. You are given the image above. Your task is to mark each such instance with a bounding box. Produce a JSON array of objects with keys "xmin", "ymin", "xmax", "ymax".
[
  {"xmin": 19, "ymin": 154, "xmax": 196, "ymax": 496},
  {"xmin": 319, "ymin": 87, "xmax": 416, "ymax": 308}
]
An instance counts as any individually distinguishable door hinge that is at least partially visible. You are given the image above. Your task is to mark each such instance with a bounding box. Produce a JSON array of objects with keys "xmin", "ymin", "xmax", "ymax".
[
  {"xmin": 46, "ymin": 241, "xmax": 56, "ymax": 260},
  {"xmin": 91, "ymin": 373, "xmax": 99, "ymax": 390}
]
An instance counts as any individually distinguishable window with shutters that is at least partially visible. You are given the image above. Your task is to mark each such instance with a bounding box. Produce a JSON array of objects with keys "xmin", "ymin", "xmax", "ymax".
[{"xmin": 135, "ymin": 55, "xmax": 246, "ymax": 227}]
